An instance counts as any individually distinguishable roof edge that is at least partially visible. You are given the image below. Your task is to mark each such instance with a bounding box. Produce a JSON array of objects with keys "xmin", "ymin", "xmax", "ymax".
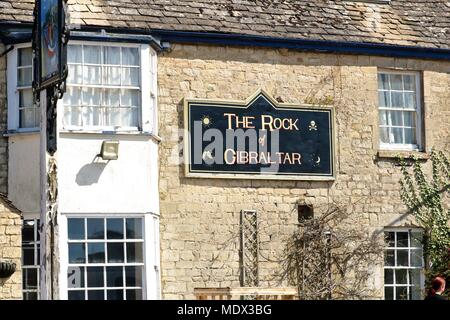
[{"xmin": 0, "ymin": 22, "xmax": 449, "ymax": 61}]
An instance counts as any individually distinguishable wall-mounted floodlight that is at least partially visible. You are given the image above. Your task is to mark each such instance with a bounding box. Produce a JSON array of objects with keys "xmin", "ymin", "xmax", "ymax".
[{"xmin": 98, "ymin": 140, "xmax": 119, "ymax": 160}]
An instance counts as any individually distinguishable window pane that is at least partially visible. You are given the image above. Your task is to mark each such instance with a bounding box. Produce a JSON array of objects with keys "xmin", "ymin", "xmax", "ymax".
[
  {"xmin": 107, "ymin": 219, "xmax": 124, "ymax": 239},
  {"xmin": 126, "ymin": 289, "xmax": 142, "ymax": 300},
  {"xmin": 385, "ymin": 250, "xmax": 395, "ymax": 267},
  {"xmin": 378, "ymin": 91, "xmax": 390, "ymax": 108},
  {"xmin": 388, "ymin": 111, "xmax": 402, "ymax": 126},
  {"xmin": 22, "ymin": 222, "xmax": 35, "ymax": 242},
  {"xmin": 124, "ymin": 108, "xmax": 138, "ymax": 127},
  {"xmin": 391, "ymin": 128, "xmax": 403, "ymax": 144},
  {"xmin": 403, "ymin": 112, "xmax": 415, "ymax": 127},
  {"xmin": 397, "ymin": 250, "xmax": 409, "ymax": 266},
  {"xmin": 68, "ymin": 290, "xmax": 85, "ymax": 300},
  {"xmin": 104, "ymin": 66, "xmax": 121, "ymax": 85},
  {"xmin": 409, "ymin": 269, "xmax": 421, "ymax": 286},
  {"xmin": 88, "ymin": 243, "xmax": 105, "ymax": 263},
  {"xmin": 121, "ymin": 89, "xmax": 139, "ymax": 107},
  {"xmin": 378, "ymin": 74, "xmax": 389, "ymax": 90},
  {"xmin": 396, "ymin": 232, "xmax": 409, "ymax": 247},
  {"xmin": 23, "ymin": 268, "xmax": 38, "ymax": 289},
  {"xmin": 68, "ymin": 266, "xmax": 85, "ymax": 288},
  {"xmin": 390, "ymin": 74, "xmax": 403, "ymax": 90},
  {"xmin": 107, "ymin": 243, "xmax": 124, "ymax": 263},
  {"xmin": 87, "ymin": 218, "xmax": 104, "ymax": 239},
  {"xmin": 385, "ymin": 232, "xmax": 395, "ymax": 247},
  {"xmin": 19, "ymin": 89, "xmax": 33, "ymax": 108},
  {"xmin": 106, "ymin": 266, "xmax": 123, "ymax": 287},
  {"xmin": 68, "ymin": 65, "xmax": 83, "ymax": 84},
  {"xmin": 108, "ymin": 107, "xmax": 121, "ymax": 127},
  {"xmin": 384, "ymin": 269, "xmax": 393, "ymax": 284},
  {"xmin": 403, "ymin": 75, "xmax": 415, "ymax": 91},
  {"xmin": 391, "ymin": 92, "xmax": 404, "ymax": 108},
  {"xmin": 84, "ymin": 45, "xmax": 101, "ymax": 64},
  {"xmin": 23, "ymin": 244, "xmax": 34, "ymax": 265},
  {"xmin": 395, "ymin": 269, "xmax": 408, "ymax": 285},
  {"xmin": 64, "ymin": 87, "xmax": 81, "ymax": 106},
  {"xmin": 380, "ymin": 127, "xmax": 389, "ymax": 144},
  {"xmin": 126, "ymin": 219, "xmax": 143, "ymax": 239},
  {"xmin": 20, "ymin": 108, "xmax": 37, "ymax": 128},
  {"xmin": 410, "ymin": 231, "xmax": 422, "ymax": 247},
  {"xmin": 404, "ymin": 92, "xmax": 416, "ymax": 109},
  {"xmin": 104, "ymin": 46, "xmax": 120, "ymax": 65},
  {"xmin": 121, "ymin": 67, "xmax": 139, "ymax": 86},
  {"xmin": 122, "ymin": 47, "xmax": 139, "ymax": 66},
  {"xmin": 64, "ymin": 106, "xmax": 82, "ymax": 127},
  {"xmin": 69, "ymin": 243, "xmax": 86, "ymax": 263},
  {"xmin": 379, "ymin": 111, "xmax": 388, "ymax": 126},
  {"xmin": 83, "ymin": 66, "xmax": 101, "ymax": 85},
  {"xmin": 82, "ymin": 87, "xmax": 101, "ymax": 106},
  {"xmin": 18, "ymin": 67, "xmax": 32, "ymax": 87},
  {"xmin": 404, "ymin": 128, "xmax": 416, "ymax": 145},
  {"xmin": 107, "ymin": 289, "xmax": 124, "ymax": 300},
  {"xmin": 18, "ymin": 47, "xmax": 32, "ymax": 66},
  {"xmin": 68, "ymin": 45, "xmax": 82, "ymax": 63},
  {"xmin": 87, "ymin": 267, "xmax": 104, "ymax": 288},
  {"xmin": 24, "ymin": 292, "xmax": 38, "ymax": 300},
  {"xmin": 125, "ymin": 266, "xmax": 142, "ymax": 287},
  {"xmin": 126, "ymin": 242, "xmax": 143, "ymax": 263},
  {"xmin": 396, "ymin": 286, "xmax": 408, "ymax": 300},
  {"xmin": 411, "ymin": 285, "xmax": 422, "ymax": 300},
  {"xmin": 68, "ymin": 218, "xmax": 85, "ymax": 240},
  {"xmin": 410, "ymin": 249, "xmax": 423, "ymax": 267},
  {"xmin": 104, "ymin": 89, "xmax": 120, "ymax": 106},
  {"xmin": 87, "ymin": 290, "xmax": 104, "ymax": 300}
]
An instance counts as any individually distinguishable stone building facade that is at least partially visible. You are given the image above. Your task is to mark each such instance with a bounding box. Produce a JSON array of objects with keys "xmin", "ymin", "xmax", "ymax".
[
  {"xmin": 157, "ymin": 45, "xmax": 450, "ymax": 299},
  {"xmin": 0, "ymin": 0, "xmax": 448, "ymax": 300},
  {"xmin": 0, "ymin": 194, "xmax": 22, "ymax": 300}
]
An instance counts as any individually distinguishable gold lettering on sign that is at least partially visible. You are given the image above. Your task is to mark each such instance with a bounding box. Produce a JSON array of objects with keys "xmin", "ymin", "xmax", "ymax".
[
  {"xmin": 224, "ymin": 150, "xmax": 302, "ymax": 165},
  {"xmin": 261, "ymin": 115, "xmax": 299, "ymax": 131}
]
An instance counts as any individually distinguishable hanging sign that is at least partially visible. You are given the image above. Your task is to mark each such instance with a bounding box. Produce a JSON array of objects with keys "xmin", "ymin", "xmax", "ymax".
[
  {"xmin": 35, "ymin": 0, "xmax": 67, "ymax": 89},
  {"xmin": 184, "ymin": 90, "xmax": 335, "ymax": 180}
]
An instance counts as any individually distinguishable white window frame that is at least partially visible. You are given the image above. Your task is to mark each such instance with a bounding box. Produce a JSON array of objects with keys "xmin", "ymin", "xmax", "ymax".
[
  {"xmin": 378, "ymin": 70, "xmax": 423, "ymax": 151},
  {"xmin": 22, "ymin": 215, "xmax": 41, "ymax": 300},
  {"xmin": 7, "ymin": 42, "xmax": 40, "ymax": 132},
  {"xmin": 383, "ymin": 228, "xmax": 424, "ymax": 300},
  {"xmin": 61, "ymin": 40, "xmax": 157, "ymax": 134},
  {"xmin": 58, "ymin": 213, "xmax": 161, "ymax": 300}
]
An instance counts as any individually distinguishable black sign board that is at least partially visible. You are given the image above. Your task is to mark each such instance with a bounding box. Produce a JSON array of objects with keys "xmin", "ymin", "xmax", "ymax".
[
  {"xmin": 35, "ymin": 0, "xmax": 67, "ymax": 89},
  {"xmin": 184, "ymin": 90, "xmax": 335, "ymax": 180}
]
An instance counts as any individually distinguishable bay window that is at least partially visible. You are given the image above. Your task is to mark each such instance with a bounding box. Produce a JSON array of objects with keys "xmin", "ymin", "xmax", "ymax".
[
  {"xmin": 8, "ymin": 42, "xmax": 157, "ymax": 133},
  {"xmin": 64, "ymin": 43, "xmax": 143, "ymax": 130}
]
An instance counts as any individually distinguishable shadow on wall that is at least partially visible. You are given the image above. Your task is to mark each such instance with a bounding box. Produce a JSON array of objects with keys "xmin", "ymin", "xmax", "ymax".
[{"xmin": 76, "ymin": 160, "xmax": 107, "ymax": 186}]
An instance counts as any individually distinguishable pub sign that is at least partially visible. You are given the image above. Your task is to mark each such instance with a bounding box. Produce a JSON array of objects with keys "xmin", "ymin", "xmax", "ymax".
[
  {"xmin": 184, "ymin": 90, "xmax": 335, "ymax": 180},
  {"xmin": 35, "ymin": 0, "xmax": 67, "ymax": 89}
]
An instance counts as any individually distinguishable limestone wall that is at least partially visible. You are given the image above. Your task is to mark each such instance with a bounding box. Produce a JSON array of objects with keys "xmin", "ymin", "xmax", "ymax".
[
  {"xmin": 0, "ymin": 198, "xmax": 22, "ymax": 300},
  {"xmin": 157, "ymin": 44, "xmax": 450, "ymax": 299}
]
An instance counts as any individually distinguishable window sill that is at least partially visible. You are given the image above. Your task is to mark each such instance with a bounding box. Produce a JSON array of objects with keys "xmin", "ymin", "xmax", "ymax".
[
  {"xmin": 59, "ymin": 129, "xmax": 162, "ymax": 143},
  {"xmin": 377, "ymin": 150, "xmax": 430, "ymax": 160},
  {"xmin": 2, "ymin": 129, "xmax": 40, "ymax": 137}
]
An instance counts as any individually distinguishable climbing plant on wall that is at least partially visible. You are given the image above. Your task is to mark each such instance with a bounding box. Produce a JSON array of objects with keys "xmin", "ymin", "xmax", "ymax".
[{"xmin": 399, "ymin": 150, "xmax": 450, "ymax": 293}]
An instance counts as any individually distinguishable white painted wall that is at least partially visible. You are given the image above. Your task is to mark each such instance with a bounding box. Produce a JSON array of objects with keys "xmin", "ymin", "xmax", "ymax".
[
  {"xmin": 58, "ymin": 133, "xmax": 159, "ymax": 215},
  {"xmin": 8, "ymin": 133, "xmax": 40, "ymax": 215}
]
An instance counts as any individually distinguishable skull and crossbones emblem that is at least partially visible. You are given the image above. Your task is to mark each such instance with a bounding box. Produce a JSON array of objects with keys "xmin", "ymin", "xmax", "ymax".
[{"xmin": 309, "ymin": 120, "xmax": 318, "ymax": 131}]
